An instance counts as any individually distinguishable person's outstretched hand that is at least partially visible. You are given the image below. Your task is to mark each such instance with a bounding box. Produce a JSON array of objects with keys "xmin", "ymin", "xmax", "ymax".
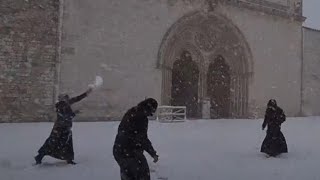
[
  {"xmin": 153, "ymin": 154, "xmax": 159, "ymax": 163},
  {"xmin": 86, "ymin": 87, "xmax": 93, "ymax": 95}
]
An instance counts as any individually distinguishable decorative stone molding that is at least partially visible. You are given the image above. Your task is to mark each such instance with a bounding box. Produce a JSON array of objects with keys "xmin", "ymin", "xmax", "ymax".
[
  {"xmin": 217, "ymin": 0, "xmax": 305, "ymax": 22},
  {"xmin": 194, "ymin": 26, "xmax": 220, "ymax": 52},
  {"xmin": 157, "ymin": 11, "xmax": 254, "ymax": 118}
]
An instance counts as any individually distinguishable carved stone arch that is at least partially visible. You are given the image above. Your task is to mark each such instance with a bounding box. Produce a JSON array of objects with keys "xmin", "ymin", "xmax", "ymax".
[
  {"xmin": 158, "ymin": 11, "xmax": 253, "ymax": 118},
  {"xmin": 158, "ymin": 11, "xmax": 253, "ymax": 71},
  {"xmin": 157, "ymin": 11, "xmax": 204, "ymax": 68}
]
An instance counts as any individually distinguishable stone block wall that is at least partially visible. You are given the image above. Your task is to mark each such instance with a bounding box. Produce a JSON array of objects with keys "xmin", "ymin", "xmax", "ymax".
[
  {"xmin": 0, "ymin": 0, "xmax": 59, "ymax": 122},
  {"xmin": 302, "ymin": 27, "xmax": 320, "ymax": 116}
]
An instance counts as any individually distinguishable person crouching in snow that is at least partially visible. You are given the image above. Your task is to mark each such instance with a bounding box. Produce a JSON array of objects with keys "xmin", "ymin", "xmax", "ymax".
[
  {"xmin": 113, "ymin": 98, "xmax": 159, "ymax": 180},
  {"xmin": 261, "ymin": 99, "xmax": 288, "ymax": 157},
  {"xmin": 34, "ymin": 88, "xmax": 92, "ymax": 165}
]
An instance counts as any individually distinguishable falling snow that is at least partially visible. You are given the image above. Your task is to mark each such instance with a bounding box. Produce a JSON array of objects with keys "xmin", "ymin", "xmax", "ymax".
[{"xmin": 1, "ymin": 117, "xmax": 320, "ymax": 180}]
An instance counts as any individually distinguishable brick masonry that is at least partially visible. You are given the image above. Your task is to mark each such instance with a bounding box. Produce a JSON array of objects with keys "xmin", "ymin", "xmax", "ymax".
[
  {"xmin": 0, "ymin": 0, "xmax": 59, "ymax": 122},
  {"xmin": 0, "ymin": 0, "xmax": 316, "ymax": 122}
]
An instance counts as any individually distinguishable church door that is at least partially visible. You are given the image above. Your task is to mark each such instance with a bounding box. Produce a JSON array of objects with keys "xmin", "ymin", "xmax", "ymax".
[
  {"xmin": 171, "ymin": 51, "xmax": 200, "ymax": 118},
  {"xmin": 207, "ymin": 56, "xmax": 231, "ymax": 118}
]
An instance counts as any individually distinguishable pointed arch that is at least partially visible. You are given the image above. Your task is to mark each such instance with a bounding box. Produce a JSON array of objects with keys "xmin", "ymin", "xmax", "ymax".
[{"xmin": 157, "ymin": 11, "xmax": 253, "ymax": 118}]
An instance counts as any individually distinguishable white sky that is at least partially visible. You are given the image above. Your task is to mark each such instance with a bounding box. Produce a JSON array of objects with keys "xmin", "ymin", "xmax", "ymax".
[{"xmin": 303, "ymin": 0, "xmax": 320, "ymax": 29}]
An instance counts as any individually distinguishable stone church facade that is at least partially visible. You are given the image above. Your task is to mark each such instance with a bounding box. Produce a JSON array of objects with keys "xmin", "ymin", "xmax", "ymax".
[
  {"xmin": 1, "ymin": 0, "xmax": 317, "ymax": 122},
  {"xmin": 302, "ymin": 27, "xmax": 320, "ymax": 116}
]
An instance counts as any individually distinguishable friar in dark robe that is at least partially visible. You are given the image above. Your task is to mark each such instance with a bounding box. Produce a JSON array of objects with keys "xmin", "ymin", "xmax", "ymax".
[
  {"xmin": 113, "ymin": 98, "xmax": 159, "ymax": 180},
  {"xmin": 34, "ymin": 88, "xmax": 92, "ymax": 165},
  {"xmin": 261, "ymin": 99, "xmax": 288, "ymax": 157}
]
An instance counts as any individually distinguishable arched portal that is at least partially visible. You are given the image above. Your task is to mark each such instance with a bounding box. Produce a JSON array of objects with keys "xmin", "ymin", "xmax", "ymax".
[
  {"xmin": 157, "ymin": 12, "xmax": 253, "ymax": 118},
  {"xmin": 207, "ymin": 55, "xmax": 231, "ymax": 118},
  {"xmin": 171, "ymin": 51, "xmax": 200, "ymax": 118}
]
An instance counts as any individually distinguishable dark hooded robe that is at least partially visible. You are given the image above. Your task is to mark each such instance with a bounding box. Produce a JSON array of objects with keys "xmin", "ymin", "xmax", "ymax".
[
  {"xmin": 261, "ymin": 99, "xmax": 288, "ymax": 157},
  {"xmin": 35, "ymin": 91, "xmax": 89, "ymax": 164},
  {"xmin": 113, "ymin": 98, "xmax": 158, "ymax": 180}
]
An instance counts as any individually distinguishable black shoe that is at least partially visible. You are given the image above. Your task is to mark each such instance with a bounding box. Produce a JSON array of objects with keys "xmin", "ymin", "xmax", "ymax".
[
  {"xmin": 34, "ymin": 155, "xmax": 42, "ymax": 164},
  {"xmin": 67, "ymin": 160, "xmax": 76, "ymax": 165}
]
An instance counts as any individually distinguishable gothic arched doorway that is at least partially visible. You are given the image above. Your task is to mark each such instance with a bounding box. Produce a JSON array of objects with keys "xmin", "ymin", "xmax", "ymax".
[
  {"xmin": 207, "ymin": 56, "xmax": 231, "ymax": 118},
  {"xmin": 171, "ymin": 51, "xmax": 200, "ymax": 118},
  {"xmin": 158, "ymin": 12, "xmax": 253, "ymax": 118}
]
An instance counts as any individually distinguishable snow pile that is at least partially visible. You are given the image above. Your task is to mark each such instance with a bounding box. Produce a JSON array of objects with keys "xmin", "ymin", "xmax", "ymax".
[{"xmin": 1, "ymin": 117, "xmax": 320, "ymax": 180}]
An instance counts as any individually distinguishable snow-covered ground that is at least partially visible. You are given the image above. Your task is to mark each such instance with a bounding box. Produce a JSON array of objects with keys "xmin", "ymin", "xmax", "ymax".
[{"xmin": 1, "ymin": 117, "xmax": 320, "ymax": 180}]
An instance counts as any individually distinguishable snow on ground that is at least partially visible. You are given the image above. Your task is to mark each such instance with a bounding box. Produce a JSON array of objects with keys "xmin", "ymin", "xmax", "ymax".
[{"xmin": 1, "ymin": 117, "xmax": 320, "ymax": 180}]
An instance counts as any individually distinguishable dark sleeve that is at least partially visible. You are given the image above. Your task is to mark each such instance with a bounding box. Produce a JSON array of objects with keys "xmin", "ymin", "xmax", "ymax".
[
  {"xmin": 278, "ymin": 108, "xmax": 286, "ymax": 123},
  {"xmin": 262, "ymin": 110, "xmax": 268, "ymax": 129},
  {"xmin": 136, "ymin": 117, "xmax": 157, "ymax": 157},
  {"xmin": 69, "ymin": 92, "xmax": 88, "ymax": 104}
]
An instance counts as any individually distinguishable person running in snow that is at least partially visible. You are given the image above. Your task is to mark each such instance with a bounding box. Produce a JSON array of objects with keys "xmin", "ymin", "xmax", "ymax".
[
  {"xmin": 261, "ymin": 99, "xmax": 288, "ymax": 157},
  {"xmin": 113, "ymin": 98, "xmax": 159, "ymax": 180},
  {"xmin": 34, "ymin": 88, "xmax": 92, "ymax": 165}
]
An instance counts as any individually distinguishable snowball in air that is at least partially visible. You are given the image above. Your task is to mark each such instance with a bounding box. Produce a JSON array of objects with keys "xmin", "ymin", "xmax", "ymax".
[{"xmin": 89, "ymin": 76, "xmax": 103, "ymax": 89}]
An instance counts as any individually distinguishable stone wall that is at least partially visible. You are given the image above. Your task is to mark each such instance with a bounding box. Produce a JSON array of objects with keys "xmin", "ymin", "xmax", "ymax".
[
  {"xmin": 0, "ymin": 0, "xmax": 59, "ymax": 122},
  {"xmin": 302, "ymin": 27, "xmax": 320, "ymax": 116},
  {"xmin": 219, "ymin": 2, "xmax": 303, "ymax": 117},
  {"xmin": 0, "ymin": 0, "xmax": 306, "ymax": 122},
  {"xmin": 60, "ymin": 0, "xmax": 303, "ymax": 119}
]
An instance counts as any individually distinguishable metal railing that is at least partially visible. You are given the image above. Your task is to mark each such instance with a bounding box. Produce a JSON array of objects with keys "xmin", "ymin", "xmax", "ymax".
[{"xmin": 156, "ymin": 105, "xmax": 187, "ymax": 122}]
